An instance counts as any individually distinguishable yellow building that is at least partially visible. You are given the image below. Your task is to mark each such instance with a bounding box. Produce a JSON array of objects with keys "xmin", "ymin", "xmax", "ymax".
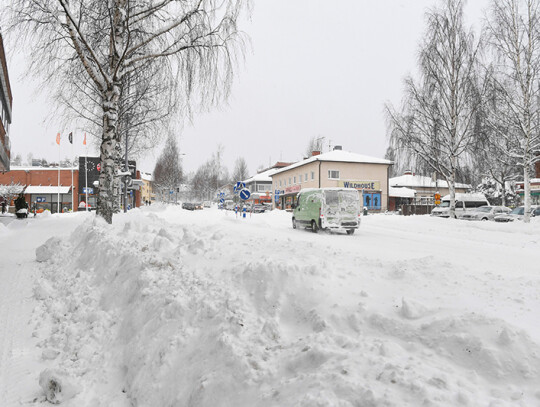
[
  {"xmin": 141, "ymin": 172, "xmax": 154, "ymax": 204},
  {"xmin": 271, "ymin": 148, "xmax": 392, "ymax": 212}
]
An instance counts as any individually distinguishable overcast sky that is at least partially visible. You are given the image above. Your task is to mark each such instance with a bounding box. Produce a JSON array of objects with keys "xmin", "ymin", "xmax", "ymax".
[{"xmin": 6, "ymin": 0, "xmax": 489, "ymax": 176}]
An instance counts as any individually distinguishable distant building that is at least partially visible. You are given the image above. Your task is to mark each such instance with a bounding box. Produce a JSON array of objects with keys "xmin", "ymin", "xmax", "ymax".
[
  {"xmin": 0, "ymin": 33, "xmax": 13, "ymax": 172},
  {"xmin": 389, "ymin": 171, "xmax": 471, "ymax": 209},
  {"xmin": 141, "ymin": 172, "xmax": 154, "ymax": 204},
  {"xmin": 271, "ymin": 148, "xmax": 392, "ymax": 211},
  {"xmin": 0, "ymin": 166, "xmax": 77, "ymax": 213},
  {"xmin": 243, "ymin": 162, "xmax": 293, "ymax": 204}
]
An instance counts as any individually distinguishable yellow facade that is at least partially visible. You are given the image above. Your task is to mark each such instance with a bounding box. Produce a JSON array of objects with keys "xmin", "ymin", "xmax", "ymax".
[{"xmin": 272, "ymin": 156, "xmax": 391, "ymax": 211}]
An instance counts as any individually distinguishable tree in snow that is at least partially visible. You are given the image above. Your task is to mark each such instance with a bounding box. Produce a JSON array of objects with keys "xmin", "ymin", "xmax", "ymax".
[
  {"xmin": 386, "ymin": 0, "xmax": 485, "ymax": 218},
  {"xmin": 190, "ymin": 146, "xmax": 229, "ymax": 200},
  {"xmin": 8, "ymin": 0, "xmax": 247, "ymax": 223},
  {"xmin": 153, "ymin": 136, "xmax": 183, "ymax": 203},
  {"xmin": 305, "ymin": 136, "xmax": 324, "ymax": 158},
  {"xmin": 231, "ymin": 157, "xmax": 249, "ymax": 183},
  {"xmin": 0, "ymin": 182, "xmax": 24, "ymax": 206},
  {"xmin": 483, "ymin": 0, "xmax": 540, "ymax": 222}
]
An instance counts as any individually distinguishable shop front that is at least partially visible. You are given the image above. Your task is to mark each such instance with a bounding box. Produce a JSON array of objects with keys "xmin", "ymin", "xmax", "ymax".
[{"xmin": 25, "ymin": 186, "xmax": 73, "ymax": 213}]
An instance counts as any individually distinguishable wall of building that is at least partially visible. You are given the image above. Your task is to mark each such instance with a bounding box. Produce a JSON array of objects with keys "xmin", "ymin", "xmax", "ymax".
[
  {"xmin": 0, "ymin": 33, "xmax": 13, "ymax": 172},
  {"xmin": 0, "ymin": 168, "xmax": 79, "ymax": 211},
  {"xmin": 272, "ymin": 161, "xmax": 390, "ymax": 211}
]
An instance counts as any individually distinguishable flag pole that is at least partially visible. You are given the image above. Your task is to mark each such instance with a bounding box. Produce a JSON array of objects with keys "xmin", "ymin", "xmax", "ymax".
[
  {"xmin": 57, "ymin": 133, "xmax": 61, "ymax": 214},
  {"xmin": 70, "ymin": 132, "xmax": 74, "ymax": 212},
  {"xmin": 84, "ymin": 133, "xmax": 88, "ymax": 212}
]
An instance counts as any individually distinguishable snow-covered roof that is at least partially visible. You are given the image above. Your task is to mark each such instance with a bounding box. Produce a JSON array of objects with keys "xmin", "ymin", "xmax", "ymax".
[
  {"xmin": 271, "ymin": 150, "xmax": 392, "ymax": 176},
  {"xmin": 10, "ymin": 166, "xmax": 78, "ymax": 171},
  {"xmin": 24, "ymin": 186, "xmax": 71, "ymax": 194},
  {"xmin": 141, "ymin": 172, "xmax": 153, "ymax": 181},
  {"xmin": 441, "ymin": 193, "xmax": 488, "ymax": 202},
  {"xmin": 390, "ymin": 174, "xmax": 471, "ymax": 190},
  {"xmin": 389, "ymin": 186, "xmax": 416, "ymax": 198},
  {"xmin": 244, "ymin": 168, "xmax": 279, "ymax": 184}
]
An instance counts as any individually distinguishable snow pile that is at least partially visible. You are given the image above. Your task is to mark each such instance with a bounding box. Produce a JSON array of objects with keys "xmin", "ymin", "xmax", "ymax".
[
  {"xmin": 39, "ymin": 369, "xmax": 80, "ymax": 404},
  {"xmin": 32, "ymin": 208, "xmax": 540, "ymax": 406}
]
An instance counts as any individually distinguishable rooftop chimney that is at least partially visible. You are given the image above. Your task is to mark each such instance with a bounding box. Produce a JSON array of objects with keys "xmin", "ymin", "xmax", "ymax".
[
  {"xmin": 333, "ymin": 145, "xmax": 342, "ymax": 151},
  {"xmin": 311, "ymin": 151, "xmax": 321, "ymax": 156}
]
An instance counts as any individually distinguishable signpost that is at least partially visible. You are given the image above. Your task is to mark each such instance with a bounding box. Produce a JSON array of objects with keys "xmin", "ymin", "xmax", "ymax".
[{"xmin": 239, "ymin": 189, "xmax": 251, "ymax": 201}]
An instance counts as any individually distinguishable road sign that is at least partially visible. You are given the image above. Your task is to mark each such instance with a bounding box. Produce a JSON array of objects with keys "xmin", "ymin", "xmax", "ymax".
[
  {"xmin": 36, "ymin": 197, "xmax": 46, "ymax": 203},
  {"xmin": 434, "ymin": 193, "xmax": 441, "ymax": 205},
  {"xmin": 236, "ymin": 181, "xmax": 245, "ymax": 190},
  {"xmin": 82, "ymin": 187, "xmax": 93, "ymax": 194},
  {"xmin": 239, "ymin": 189, "xmax": 251, "ymax": 200},
  {"xmin": 219, "ymin": 198, "xmax": 225, "ymax": 203}
]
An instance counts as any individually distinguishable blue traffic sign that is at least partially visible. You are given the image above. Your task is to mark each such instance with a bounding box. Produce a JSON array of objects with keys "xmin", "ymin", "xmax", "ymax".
[
  {"xmin": 236, "ymin": 181, "xmax": 245, "ymax": 190},
  {"xmin": 219, "ymin": 198, "xmax": 224, "ymax": 203},
  {"xmin": 239, "ymin": 189, "xmax": 251, "ymax": 200},
  {"xmin": 36, "ymin": 197, "xmax": 46, "ymax": 203}
]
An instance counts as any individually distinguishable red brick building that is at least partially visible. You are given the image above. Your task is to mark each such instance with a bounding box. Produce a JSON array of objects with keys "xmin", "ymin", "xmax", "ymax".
[
  {"xmin": 0, "ymin": 166, "xmax": 78, "ymax": 213},
  {"xmin": 0, "ymin": 161, "xmax": 143, "ymax": 213}
]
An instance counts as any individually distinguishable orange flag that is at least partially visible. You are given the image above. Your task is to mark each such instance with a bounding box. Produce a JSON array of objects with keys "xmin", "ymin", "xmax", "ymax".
[
  {"xmin": 83, "ymin": 132, "xmax": 87, "ymax": 146},
  {"xmin": 56, "ymin": 133, "xmax": 61, "ymax": 145}
]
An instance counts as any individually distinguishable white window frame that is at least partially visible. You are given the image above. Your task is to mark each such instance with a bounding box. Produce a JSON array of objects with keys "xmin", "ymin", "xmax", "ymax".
[{"xmin": 328, "ymin": 170, "xmax": 340, "ymax": 180}]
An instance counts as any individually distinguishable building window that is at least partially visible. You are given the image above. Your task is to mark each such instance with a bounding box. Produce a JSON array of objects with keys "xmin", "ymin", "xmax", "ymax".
[
  {"xmin": 305, "ymin": 173, "xmax": 308, "ymax": 182},
  {"xmin": 311, "ymin": 171, "xmax": 315, "ymax": 180},
  {"xmin": 257, "ymin": 184, "xmax": 270, "ymax": 192},
  {"xmin": 279, "ymin": 180, "xmax": 282, "ymax": 187},
  {"xmin": 289, "ymin": 178, "xmax": 291, "ymax": 185},
  {"xmin": 328, "ymin": 170, "xmax": 340, "ymax": 180},
  {"xmin": 293, "ymin": 176, "xmax": 296, "ymax": 184}
]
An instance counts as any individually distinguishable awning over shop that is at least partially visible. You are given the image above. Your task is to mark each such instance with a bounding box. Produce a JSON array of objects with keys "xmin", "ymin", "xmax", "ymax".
[
  {"xmin": 24, "ymin": 186, "xmax": 71, "ymax": 194},
  {"xmin": 389, "ymin": 186, "xmax": 416, "ymax": 198}
]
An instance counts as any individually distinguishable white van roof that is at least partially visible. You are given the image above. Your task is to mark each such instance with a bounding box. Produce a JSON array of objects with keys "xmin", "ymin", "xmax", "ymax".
[{"xmin": 441, "ymin": 193, "xmax": 488, "ymax": 202}]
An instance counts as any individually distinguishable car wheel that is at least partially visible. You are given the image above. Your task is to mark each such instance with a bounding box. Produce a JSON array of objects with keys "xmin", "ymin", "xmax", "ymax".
[
  {"xmin": 311, "ymin": 220, "xmax": 318, "ymax": 233},
  {"xmin": 292, "ymin": 218, "xmax": 297, "ymax": 229},
  {"xmin": 482, "ymin": 218, "xmax": 488, "ymax": 221},
  {"xmin": 346, "ymin": 229, "xmax": 355, "ymax": 235}
]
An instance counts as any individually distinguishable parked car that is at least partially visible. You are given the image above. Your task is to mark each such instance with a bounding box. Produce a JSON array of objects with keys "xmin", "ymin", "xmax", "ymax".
[
  {"xmin": 460, "ymin": 205, "xmax": 511, "ymax": 221},
  {"xmin": 224, "ymin": 200, "xmax": 235, "ymax": 210},
  {"xmin": 431, "ymin": 193, "xmax": 490, "ymax": 218},
  {"xmin": 203, "ymin": 201, "xmax": 212, "ymax": 208},
  {"xmin": 182, "ymin": 202, "xmax": 196, "ymax": 211},
  {"xmin": 494, "ymin": 205, "xmax": 539, "ymax": 222},
  {"xmin": 292, "ymin": 188, "xmax": 361, "ymax": 235},
  {"xmin": 195, "ymin": 203, "xmax": 203, "ymax": 210},
  {"xmin": 252, "ymin": 204, "xmax": 266, "ymax": 213},
  {"xmin": 262, "ymin": 203, "xmax": 273, "ymax": 211}
]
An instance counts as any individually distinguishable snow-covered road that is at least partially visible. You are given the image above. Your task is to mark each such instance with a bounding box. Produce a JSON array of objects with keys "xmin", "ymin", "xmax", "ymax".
[{"xmin": 1, "ymin": 207, "xmax": 539, "ymax": 406}]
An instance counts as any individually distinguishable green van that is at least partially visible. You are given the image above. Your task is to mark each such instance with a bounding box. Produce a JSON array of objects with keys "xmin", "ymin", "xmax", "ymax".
[{"xmin": 292, "ymin": 188, "xmax": 361, "ymax": 235}]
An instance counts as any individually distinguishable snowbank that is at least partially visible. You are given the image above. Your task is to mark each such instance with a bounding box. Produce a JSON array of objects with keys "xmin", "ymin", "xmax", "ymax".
[{"xmin": 32, "ymin": 208, "xmax": 540, "ymax": 406}]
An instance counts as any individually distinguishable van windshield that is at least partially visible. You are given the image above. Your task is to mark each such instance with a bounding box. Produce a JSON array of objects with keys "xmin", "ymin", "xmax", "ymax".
[{"xmin": 440, "ymin": 201, "xmax": 450, "ymax": 207}]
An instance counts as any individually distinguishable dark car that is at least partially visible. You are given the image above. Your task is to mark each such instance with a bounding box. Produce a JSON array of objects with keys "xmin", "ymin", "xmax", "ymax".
[{"xmin": 182, "ymin": 202, "xmax": 196, "ymax": 211}]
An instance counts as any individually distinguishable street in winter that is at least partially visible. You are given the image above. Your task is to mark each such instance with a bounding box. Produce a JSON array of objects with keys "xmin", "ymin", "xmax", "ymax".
[{"xmin": 1, "ymin": 0, "xmax": 540, "ymax": 406}]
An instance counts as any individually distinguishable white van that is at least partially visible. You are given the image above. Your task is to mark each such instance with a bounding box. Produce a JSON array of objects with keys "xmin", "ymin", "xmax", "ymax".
[
  {"xmin": 292, "ymin": 188, "xmax": 361, "ymax": 234},
  {"xmin": 431, "ymin": 193, "xmax": 489, "ymax": 218},
  {"xmin": 224, "ymin": 200, "xmax": 235, "ymax": 210}
]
